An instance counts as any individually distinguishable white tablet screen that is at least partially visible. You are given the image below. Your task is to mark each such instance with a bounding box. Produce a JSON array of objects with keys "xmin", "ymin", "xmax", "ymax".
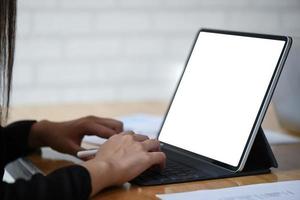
[{"xmin": 159, "ymin": 31, "xmax": 286, "ymax": 167}]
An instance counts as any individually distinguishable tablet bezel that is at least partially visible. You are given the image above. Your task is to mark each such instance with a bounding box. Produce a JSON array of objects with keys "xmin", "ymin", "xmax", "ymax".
[{"xmin": 158, "ymin": 29, "xmax": 292, "ymax": 172}]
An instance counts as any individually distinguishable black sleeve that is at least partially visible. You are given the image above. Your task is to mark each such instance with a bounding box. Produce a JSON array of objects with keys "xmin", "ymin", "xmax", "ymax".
[
  {"xmin": 1, "ymin": 165, "xmax": 92, "ymax": 200},
  {"xmin": 1, "ymin": 120, "xmax": 37, "ymax": 165}
]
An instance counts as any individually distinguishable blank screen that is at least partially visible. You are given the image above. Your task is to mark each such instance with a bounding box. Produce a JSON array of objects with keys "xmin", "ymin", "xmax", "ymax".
[{"xmin": 159, "ymin": 32, "xmax": 285, "ymax": 167}]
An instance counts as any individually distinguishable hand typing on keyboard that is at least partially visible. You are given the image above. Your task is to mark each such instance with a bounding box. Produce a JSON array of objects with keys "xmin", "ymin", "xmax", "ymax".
[{"xmin": 80, "ymin": 131, "xmax": 166, "ymax": 196}]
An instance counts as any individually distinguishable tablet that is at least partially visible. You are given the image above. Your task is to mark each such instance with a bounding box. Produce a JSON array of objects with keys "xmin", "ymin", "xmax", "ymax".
[{"xmin": 159, "ymin": 29, "xmax": 292, "ymax": 172}]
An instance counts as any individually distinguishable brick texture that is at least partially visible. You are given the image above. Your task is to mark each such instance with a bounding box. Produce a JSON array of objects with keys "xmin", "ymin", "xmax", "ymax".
[{"xmin": 11, "ymin": 0, "xmax": 300, "ymax": 105}]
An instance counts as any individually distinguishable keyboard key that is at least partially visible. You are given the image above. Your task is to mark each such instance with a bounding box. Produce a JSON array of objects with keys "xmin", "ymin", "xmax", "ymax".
[{"xmin": 131, "ymin": 159, "xmax": 207, "ymax": 185}]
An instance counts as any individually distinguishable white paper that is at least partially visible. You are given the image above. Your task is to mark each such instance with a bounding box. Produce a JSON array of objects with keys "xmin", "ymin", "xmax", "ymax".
[
  {"xmin": 2, "ymin": 170, "xmax": 15, "ymax": 183},
  {"xmin": 83, "ymin": 114, "xmax": 163, "ymax": 145},
  {"xmin": 264, "ymin": 129, "xmax": 300, "ymax": 144},
  {"xmin": 157, "ymin": 180, "xmax": 300, "ymax": 200}
]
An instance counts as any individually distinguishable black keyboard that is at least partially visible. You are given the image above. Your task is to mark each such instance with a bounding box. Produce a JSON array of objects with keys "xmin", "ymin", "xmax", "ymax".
[{"xmin": 131, "ymin": 159, "xmax": 207, "ymax": 186}]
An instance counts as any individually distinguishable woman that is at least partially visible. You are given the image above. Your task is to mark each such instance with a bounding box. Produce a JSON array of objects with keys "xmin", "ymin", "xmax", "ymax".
[{"xmin": 0, "ymin": 0, "xmax": 166, "ymax": 199}]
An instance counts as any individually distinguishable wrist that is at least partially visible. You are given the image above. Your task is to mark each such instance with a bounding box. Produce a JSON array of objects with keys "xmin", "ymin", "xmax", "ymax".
[
  {"xmin": 80, "ymin": 160, "xmax": 112, "ymax": 196},
  {"xmin": 28, "ymin": 120, "xmax": 50, "ymax": 148}
]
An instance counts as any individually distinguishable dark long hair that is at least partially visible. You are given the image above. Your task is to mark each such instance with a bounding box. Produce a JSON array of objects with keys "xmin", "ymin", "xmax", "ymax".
[{"xmin": 0, "ymin": 0, "xmax": 17, "ymax": 125}]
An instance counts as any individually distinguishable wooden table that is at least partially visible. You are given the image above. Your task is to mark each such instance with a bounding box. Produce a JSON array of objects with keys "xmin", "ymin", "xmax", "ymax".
[{"xmin": 9, "ymin": 101, "xmax": 300, "ymax": 200}]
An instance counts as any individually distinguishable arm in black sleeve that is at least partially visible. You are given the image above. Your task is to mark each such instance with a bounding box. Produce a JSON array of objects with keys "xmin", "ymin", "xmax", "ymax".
[
  {"xmin": 1, "ymin": 120, "xmax": 37, "ymax": 164},
  {"xmin": 1, "ymin": 165, "xmax": 92, "ymax": 200}
]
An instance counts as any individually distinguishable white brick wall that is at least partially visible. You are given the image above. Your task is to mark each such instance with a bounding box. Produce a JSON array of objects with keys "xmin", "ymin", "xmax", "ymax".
[{"xmin": 11, "ymin": 0, "xmax": 300, "ymax": 105}]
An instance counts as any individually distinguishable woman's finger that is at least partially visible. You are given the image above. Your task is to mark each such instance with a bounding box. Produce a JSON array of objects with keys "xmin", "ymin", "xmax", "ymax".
[
  {"xmin": 84, "ymin": 123, "xmax": 118, "ymax": 138},
  {"xmin": 142, "ymin": 139, "xmax": 161, "ymax": 151},
  {"xmin": 121, "ymin": 131, "xmax": 149, "ymax": 142},
  {"xmin": 85, "ymin": 116, "xmax": 123, "ymax": 132},
  {"xmin": 132, "ymin": 134, "xmax": 149, "ymax": 142},
  {"xmin": 98, "ymin": 118, "xmax": 124, "ymax": 132},
  {"xmin": 148, "ymin": 152, "xmax": 166, "ymax": 169},
  {"xmin": 69, "ymin": 143, "xmax": 86, "ymax": 156},
  {"xmin": 121, "ymin": 131, "xmax": 135, "ymax": 135}
]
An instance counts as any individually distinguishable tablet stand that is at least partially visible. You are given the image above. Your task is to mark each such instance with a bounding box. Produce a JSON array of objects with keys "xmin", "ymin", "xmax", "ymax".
[{"xmin": 232, "ymin": 126, "xmax": 278, "ymax": 177}]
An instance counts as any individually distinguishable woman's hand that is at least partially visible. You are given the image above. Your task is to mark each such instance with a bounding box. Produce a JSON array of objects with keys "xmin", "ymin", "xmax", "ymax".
[
  {"xmin": 28, "ymin": 116, "xmax": 123, "ymax": 155},
  {"xmin": 80, "ymin": 132, "xmax": 166, "ymax": 196}
]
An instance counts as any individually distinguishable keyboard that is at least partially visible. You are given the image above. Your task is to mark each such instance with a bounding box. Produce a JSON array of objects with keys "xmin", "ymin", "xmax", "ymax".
[{"xmin": 131, "ymin": 159, "xmax": 208, "ymax": 186}]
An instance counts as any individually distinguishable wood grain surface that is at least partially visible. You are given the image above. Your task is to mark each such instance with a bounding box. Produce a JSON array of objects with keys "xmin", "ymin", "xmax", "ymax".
[{"xmin": 8, "ymin": 101, "xmax": 300, "ymax": 199}]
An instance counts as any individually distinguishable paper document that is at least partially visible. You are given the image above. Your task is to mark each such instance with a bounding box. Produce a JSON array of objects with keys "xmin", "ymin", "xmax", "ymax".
[
  {"xmin": 264, "ymin": 129, "xmax": 300, "ymax": 144},
  {"xmin": 3, "ymin": 170, "xmax": 15, "ymax": 183},
  {"xmin": 157, "ymin": 180, "xmax": 300, "ymax": 200}
]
